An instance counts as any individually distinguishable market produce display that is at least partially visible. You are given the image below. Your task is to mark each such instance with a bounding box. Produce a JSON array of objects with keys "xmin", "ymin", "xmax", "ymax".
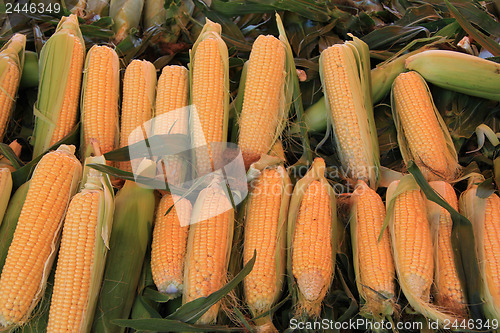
[{"xmin": 0, "ymin": 1, "xmax": 500, "ymax": 332}]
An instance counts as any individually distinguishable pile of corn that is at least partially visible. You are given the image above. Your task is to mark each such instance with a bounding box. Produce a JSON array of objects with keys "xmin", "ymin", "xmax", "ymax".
[{"xmin": 0, "ymin": 10, "xmax": 500, "ymax": 333}]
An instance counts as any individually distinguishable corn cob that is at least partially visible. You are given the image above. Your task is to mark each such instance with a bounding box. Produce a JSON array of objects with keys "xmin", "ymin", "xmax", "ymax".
[
  {"xmin": 237, "ymin": 35, "xmax": 287, "ymax": 169},
  {"xmin": 386, "ymin": 176, "xmax": 456, "ymax": 323},
  {"xmin": 190, "ymin": 19, "xmax": 229, "ymax": 176},
  {"xmin": 391, "ymin": 71, "xmax": 459, "ymax": 181},
  {"xmin": 0, "ymin": 145, "xmax": 82, "ymax": 328},
  {"xmin": 0, "ymin": 33, "xmax": 25, "ymax": 141},
  {"xmin": 244, "ymin": 160, "xmax": 291, "ymax": 331},
  {"xmin": 81, "ymin": 45, "xmax": 120, "ymax": 158},
  {"xmin": 119, "ymin": 59, "xmax": 156, "ymax": 172},
  {"xmin": 33, "ymin": 15, "xmax": 85, "ymax": 157},
  {"xmin": 350, "ymin": 180, "xmax": 396, "ymax": 320},
  {"xmin": 319, "ymin": 37, "xmax": 379, "ymax": 188},
  {"xmin": 183, "ymin": 183, "xmax": 234, "ymax": 324},
  {"xmin": 0, "ymin": 168, "xmax": 12, "ymax": 228},
  {"xmin": 406, "ymin": 50, "xmax": 500, "ymax": 102},
  {"xmin": 151, "ymin": 193, "xmax": 191, "ymax": 297},
  {"xmin": 426, "ymin": 181, "xmax": 467, "ymax": 319},
  {"xmin": 92, "ymin": 160, "xmax": 156, "ymax": 333},
  {"xmin": 288, "ymin": 158, "xmax": 337, "ymax": 318},
  {"xmin": 459, "ymin": 175, "xmax": 500, "ymax": 320},
  {"xmin": 154, "ymin": 65, "xmax": 189, "ymax": 186},
  {"xmin": 47, "ymin": 156, "xmax": 114, "ymax": 333}
]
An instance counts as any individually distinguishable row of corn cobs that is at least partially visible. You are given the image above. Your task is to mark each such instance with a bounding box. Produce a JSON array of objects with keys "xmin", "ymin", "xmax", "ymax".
[{"xmin": 0, "ymin": 11, "xmax": 500, "ymax": 333}]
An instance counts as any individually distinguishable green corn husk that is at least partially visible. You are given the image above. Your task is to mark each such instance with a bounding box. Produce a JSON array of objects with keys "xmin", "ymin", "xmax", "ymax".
[
  {"xmin": 405, "ymin": 50, "xmax": 500, "ymax": 102},
  {"xmin": 319, "ymin": 35, "xmax": 380, "ymax": 189},
  {"xmin": 385, "ymin": 175, "xmax": 459, "ymax": 325},
  {"xmin": 188, "ymin": 18, "xmax": 229, "ymax": 177},
  {"xmin": 110, "ymin": 0, "xmax": 145, "ymax": 43},
  {"xmin": 19, "ymin": 51, "xmax": 38, "ymax": 89},
  {"xmin": 0, "ymin": 181, "xmax": 29, "ymax": 272},
  {"xmin": 32, "ymin": 15, "xmax": 85, "ymax": 158},
  {"xmin": 92, "ymin": 160, "xmax": 156, "ymax": 333},
  {"xmin": 0, "ymin": 33, "xmax": 25, "ymax": 141},
  {"xmin": 0, "ymin": 168, "xmax": 12, "ymax": 228},
  {"xmin": 66, "ymin": 0, "xmax": 87, "ymax": 16},
  {"xmin": 243, "ymin": 155, "xmax": 292, "ymax": 331},
  {"xmin": 46, "ymin": 155, "xmax": 114, "ymax": 332},
  {"xmin": 287, "ymin": 158, "xmax": 339, "ymax": 319},
  {"xmin": 459, "ymin": 174, "xmax": 500, "ymax": 320}
]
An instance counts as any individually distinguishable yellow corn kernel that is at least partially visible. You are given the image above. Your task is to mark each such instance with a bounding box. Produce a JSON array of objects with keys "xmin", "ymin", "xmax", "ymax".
[
  {"xmin": 353, "ymin": 180, "xmax": 395, "ymax": 317},
  {"xmin": 46, "ymin": 191, "xmax": 100, "ymax": 332},
  {"xmin": 392, "ymin": 71, "xmax": 457, "ymax": 181},
  {"xmin": 393, "ymin": 187, "xmax": 434, "ymax": 300},
  {"xmin": 191, "ymin": 37, "xmax": 225, "ymax": 175},
  {"xmin": 155, "ymin": 65, "xmax": 189, "ymax": 185},
  {"xmin": 81, "ymin": 45, "xmax": 119, "ymax": 156},
  {"xmin": 0, "ymin": 146, "xmax": 81, "ymax": 326},
  {"xmin": 243, "ymin": 168, "xmax": 283, "ymax": 317},
  {"xmin": 321, "ymin": 45, "xmax": 372, "ymax": 183},
  {"xmin": 184, "ymin": 186, "xmax": 233, "ymax": 324},
  {"xmin": 292, "ymin": 180, "xmax": 333, "ymax": 317},
  {"xmin": 151, "ymin": 193, "xmax": 191, "ymax": 296},
  {"xmin": 483, "ymin": 193, "xmax": 500, "ymax": 307},
  {"xmin": 238, "ymin": 35, "xmax": 286, "ymax": 169},
  {"xmin": 119, "ymin": 59, "xmax": 156, "ymax": 172}
]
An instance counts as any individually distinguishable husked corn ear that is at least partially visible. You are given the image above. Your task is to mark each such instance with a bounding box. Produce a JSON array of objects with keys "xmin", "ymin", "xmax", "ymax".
[
  {"xmin": 392, "ymin": 71, "xmax": 458, "ymax": 181},
  {"xmin": 47, "ymin": 191, "xmax": 100, "ymax": 332},
  {"xmin": 191, "ymin": 20, "xmax": 229, "ymax": 175},
  {"xmin": 244, "ymin": 166, "xmax": 290, "ymax": 330},
  {"xmin": 119, "ymin": 60, "xmax": 156, "ymax": 172},
  {"xmin": 426, "ymin": 181, "xmax": 467, "ymax": 318},
  {"xmin": 483, "ymin": 193, "xmax": 500, "ymax": 311},
  {"xmin": 238, "ymin": 35, "xmax": 286, "ymax": 169},
  {"xmin": 392, "ymin": 185, "xmax": 433, "ymax": 299},
  {"xmin": 33, "ymin": 15, "xmax": 85, "ymax": 157},
  {"xmin": 319, "ymin": 41, "xmax": 378, "ymax": 187},
  {"xmin": 351, "ymin": 180, "xmax": 395, "ymax": 318},
  {"xmin": 155, "ymin": 65, "xmax": 189, "ymax": 185},
  {"xmin": 0, "ymin": 145, "xmax": 82, "ymax": 327},
  {"xmin": 81, "ymin": 45, "xmax": 120, "ymax": 157},
  {"xmin": 151, "ymin": 193, "xmax": 191, "ymax": 296},
  {"xmin": 0, "ymin": 34, "xmax": 25, "ymax": 141},
  {"xmin": 183, "ymin": 185, "xmax": 234, "ymax": 324},
  {"xmin": 292, "ymin": 180, "xmax": 333, "ymax": 317}
]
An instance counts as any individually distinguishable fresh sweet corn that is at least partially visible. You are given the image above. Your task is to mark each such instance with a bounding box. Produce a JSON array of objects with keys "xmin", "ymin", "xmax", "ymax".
[
  {"xmin": 238, "ymin": 35, "xmax": 287, "ymax": 169},
  {"xmin": 183, "ymin": 183, "xmax": 234, "ymax": 324},
  {"xmin": 288, "ymin": 158, "xmax": 337, "ymax": 318},
  {"xmin": 81, "ymin": 45, "xmax": 120, "ymax": 157},
  {"xmin": 119, "ymin": 59, "xmax": 156, "ymax": 172},
  {"xmin": 391, "ymin": 71, "xmax": 459, "ymax": 181},
  {"xmin": 0, "ymin": 145, "xmax": 82, "ymax": 327},
  {"xmin": 0, "ymin": 168, "xmax": 12, "ymax": 227},
  {"xmin": 33, "ymin": 15, "xmax": 85, "ymax": 157},
  {"xmin": 151, "ymin": 193, "xmax": 191, "ymax": 297},
  {"xmin": 426, "ymin": 181, "xmax": 467, "ymax": 319},
  {"xmin": 351, "ymin": 180, "xmax": 395, "ymax": 319},
  {"xmin": 243, "ymin": 163, "xmax": 291, "ymax": 331},
  {"xmin": 0, "ymin": 34, "xmax": 25, "ymax": 141},
  {"xmin": 190, "ymin": 19, "xmax": 229, "ymax": 176},
  {"xmin": 46, "ymin": 158, "xmax": 113, "ymax": 333}
]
